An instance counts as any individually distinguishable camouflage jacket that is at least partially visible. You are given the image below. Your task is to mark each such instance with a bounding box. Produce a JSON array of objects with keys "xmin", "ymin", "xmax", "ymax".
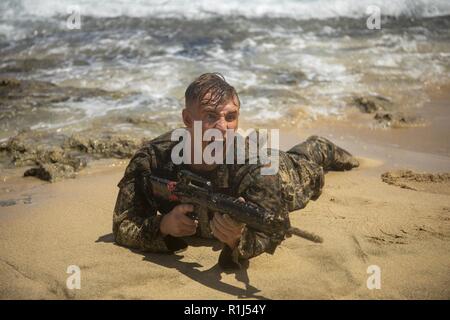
[{"xmin": 112, "ymin": 130, "xmax": 355, "ymax": 268}]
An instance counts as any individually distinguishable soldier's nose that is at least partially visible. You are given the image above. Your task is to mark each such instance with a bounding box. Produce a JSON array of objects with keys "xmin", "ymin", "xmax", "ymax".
[{"xmin": 215, "ymin": 119, "xmax": 227, "ymax": 136}]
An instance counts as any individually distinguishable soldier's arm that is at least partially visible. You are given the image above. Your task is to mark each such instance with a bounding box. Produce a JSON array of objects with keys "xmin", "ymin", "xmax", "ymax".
[
  {"xmin": 219, "ymin": 225, "xmax": 285, "ymax": 269},
  {"xmin": 219, "ymin": 168, "xmax": 289, "ymax": 269},
  {"xmin": 113, "ymin": 150, "xmax": 181, "ymax": 253}
]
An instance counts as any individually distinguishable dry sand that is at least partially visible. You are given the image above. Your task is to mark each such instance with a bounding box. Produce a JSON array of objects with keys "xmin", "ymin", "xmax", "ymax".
[
  {"xmin": 1, "ymin": 148, "xmax": 449, "ymax": 299},
  {"xmin": 1, "ymin": 94, "xmax": 450, "ymax": 300}
]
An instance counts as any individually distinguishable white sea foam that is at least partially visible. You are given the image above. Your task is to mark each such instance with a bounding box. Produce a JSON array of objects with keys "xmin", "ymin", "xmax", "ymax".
[
  {"xmin": 1, "ymin": 0, "xmax": 449, "ymax": 133},
  {"xmin": 307, "ymin": 105, "xmax": 343, "ymax": 119},
  {"xmin": 242, "ymin": 97, "xmax": 285, "ymax": 121},
  {"xmin": 4, "ymin": 0, "xmax": 450, "ymax": 20}
]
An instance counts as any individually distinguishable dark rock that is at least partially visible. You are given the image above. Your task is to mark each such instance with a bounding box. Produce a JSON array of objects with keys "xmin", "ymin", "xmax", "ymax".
[
  {"xmin": 274, "ymin": 70, "xmax": 307, "ymax": 85},
  {"xmin": 1, "ymin": 129, "xmax": 140, "ymax": 182},
  {"xmin": 0, "ymin": 78, "xmax": 142, "ymax": 182},
  {"xmin": 374, "ymin": 112, "xmax": 424, "ymax": 128},
  {"xmin": 0, "ymin": 58, "xmax": 60, "ymax": 73},
  {"xmin": 124, "ymin": 115, "xmax": 154, "ymax": 125},
  {"xmin": 73, "ymin": 59, "xmax": 90, "ymax": 66},
  {"xmin": 24, "ymin": 163, "xmax": 76, "ymax": 182},
  {"xmin": 0, "ymin": 77, "xmax": 124, "ymax": 102},
  {"xmin": 0, "ymin": 78, "xmax": 21, "ymax": 87},
  {"xmin": 64, "ymin": 133, "xmax": 141, "ymax": 158},
  {"xmin": 1, "ymin": 131, "xmax": 67, "ymax": 166},
  {"xmin": 1, "ymin": 130, "xmax": 88, "ymax": 181},
  {"xmin": 352, "ymin": 95, "xmax": 393, "ymax": 113}
]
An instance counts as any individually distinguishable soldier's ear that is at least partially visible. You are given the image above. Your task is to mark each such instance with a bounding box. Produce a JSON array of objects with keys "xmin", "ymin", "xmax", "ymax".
[{"xmin": 182, "ymin": 108, "xmax": 193, "ymax": 128}]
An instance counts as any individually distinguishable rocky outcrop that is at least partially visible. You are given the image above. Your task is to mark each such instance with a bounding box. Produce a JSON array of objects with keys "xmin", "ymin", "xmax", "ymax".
[
  {"xmin": 351, "ymin": 95, "xmax": 393, "ymax": 114},
  {"xmin": 0, "ymin": 77, "xmax": 146, "ymax": 182},
  {"xmin": 0, "ymin": 130, "xmax": 143, "ymax": 182},
  {"xmin": 374, "ymin": 112, "xmax": 425, "ymax": 128},
  {"xmin": 350, "ymin": 95, "xmax": 424, "ymax": 128}
]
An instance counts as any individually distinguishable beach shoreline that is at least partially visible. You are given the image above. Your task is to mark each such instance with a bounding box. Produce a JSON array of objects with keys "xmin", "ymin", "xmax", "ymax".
[
  {"xmin": 1, "ymin": 91, "xmax": 449, "ymax": 299},
  {"xmin": 2, "ymin": 0, "xmax": 450, "ymax": 300}
]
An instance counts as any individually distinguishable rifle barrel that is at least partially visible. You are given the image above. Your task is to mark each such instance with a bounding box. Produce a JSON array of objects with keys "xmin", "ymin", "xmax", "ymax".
[{"xmin": 288, "ymin": 227, "xmax": 323, "ymax": 243}]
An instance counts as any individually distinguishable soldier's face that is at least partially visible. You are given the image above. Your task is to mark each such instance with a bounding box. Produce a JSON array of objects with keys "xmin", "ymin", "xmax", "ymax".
[
  {"xmin": 182, "ymin": 92, "xmax": 240, "ymax": 168},
  {"xmin": 198, "ymin": 99, "xmax": 240, "ymax": 135},
  {"xmin": 183, "ymin": 93, "xmax": 240, "ymax": 137}
]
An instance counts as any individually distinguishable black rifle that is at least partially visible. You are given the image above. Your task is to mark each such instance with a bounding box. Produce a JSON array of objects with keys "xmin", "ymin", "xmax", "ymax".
[{"xmin": 143, "ymin": 169, "xmax": 323, "ymax": 243}]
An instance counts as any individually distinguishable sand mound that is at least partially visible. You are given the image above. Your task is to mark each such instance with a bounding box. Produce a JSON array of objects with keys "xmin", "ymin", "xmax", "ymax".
[{"xmin": 381, "ymin": 170, "xmax": 450, "ymax": 195}]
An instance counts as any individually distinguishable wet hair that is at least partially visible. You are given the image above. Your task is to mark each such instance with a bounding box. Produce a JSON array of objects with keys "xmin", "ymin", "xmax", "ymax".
[{"xmin": 184, "ymin": 73, "xmax": 240, "ymax": 111}]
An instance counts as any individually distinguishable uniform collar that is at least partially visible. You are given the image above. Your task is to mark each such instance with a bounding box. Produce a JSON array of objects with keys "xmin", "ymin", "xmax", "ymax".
[{"xmin": 176, "ymin": 163, "xmax": 230, "ymax": 190}]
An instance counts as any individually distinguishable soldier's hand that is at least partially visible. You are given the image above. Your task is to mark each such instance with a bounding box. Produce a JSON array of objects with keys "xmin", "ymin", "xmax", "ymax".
[
  {"xmin": 210, "ymin": 199, "xmax": 246, "ymax": 249},
  {"xmin": 160, "ymin": 204, "xmax": 198, "ymax": 237}
]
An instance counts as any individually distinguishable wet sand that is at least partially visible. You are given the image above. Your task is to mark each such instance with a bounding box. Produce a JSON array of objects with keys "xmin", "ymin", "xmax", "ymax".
[{"xmin": 1, "ymin": 97, "xmax": 450, "ymax": 299}]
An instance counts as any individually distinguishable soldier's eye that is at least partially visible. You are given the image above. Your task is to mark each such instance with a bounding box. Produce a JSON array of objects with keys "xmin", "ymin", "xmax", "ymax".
[
  {"xmin": 205, "ymin": 113, "xmax": 218, "ymax": 122},
  {"xmin": 226, "ymin": 113, "xmax": 237, "ymax": 122}
]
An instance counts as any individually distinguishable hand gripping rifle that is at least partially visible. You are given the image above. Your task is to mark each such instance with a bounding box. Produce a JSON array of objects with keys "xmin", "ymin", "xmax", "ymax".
[{"xmin": 143, "ymin": 169, "xmax": 323, "ymax": 243}]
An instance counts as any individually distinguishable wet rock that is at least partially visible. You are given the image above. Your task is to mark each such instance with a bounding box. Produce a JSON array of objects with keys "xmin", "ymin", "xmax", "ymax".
[
  {"xmin": 0, "ymin": 58, "xmax": 61, "ymax": 73},
  {"xmin": 1, "ymin": 128, "xmax": 141, "ymax": 181},
  {"xmin": 351, "ymin": 95, "xmax": 393, "ymax": 113},
  {"xmin": 0, "ymin": 130, "xmax": 88, "ymax": 181},
  {"xmin": 349, "ymin": 94, "xmax": 424, "ymax": 128},
  {"xmin": 1, "ymin": 132, "xmax": 41, "ymax": 166},
  {"xmin": 1, "ymin": 131, "xmax": 71, "ymax": 166},
  {"xmin": 24, "ymin": 163, "xmax": 76, "ymax": 182},
  {"xmin": 0, "ymin": 77, "xmax": 125, "ymax": 103},
  {"xmin": 124, "ymin": 115, "xmax": 155, "ymax": 125},
  {"xmin": 374, "ymin": 112, "xmax": 424, "ymax": 128},
  {"xmin": 0, "ymin": 78, "xmax": 143, "ymax": 182},
  {"xmin": 0, "ymin": 78, "xmax": 21, "ymax": 87},
  {"xmin": 0, "ymin": 77, "xmax": 131, "ymax": 145},
  {"xmin": 273, "ymin": 70, "xmax": 307, "ymax": 85},
  {"xmin": 0, "ymin": 77, "xmax": 128, "ymax": 132},
  {"xmin": 64, "ymin": 133, "xmax": 142, "ymax": 158},
  {"xmin": 73, "ymin": 59, "xmax": 90, "ymax": 66}
]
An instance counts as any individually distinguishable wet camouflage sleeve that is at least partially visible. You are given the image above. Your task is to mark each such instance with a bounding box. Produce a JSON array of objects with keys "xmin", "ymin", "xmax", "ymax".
[{"xmin": 112, "ymin": 150, "xmax": 171, "ymax": 253}]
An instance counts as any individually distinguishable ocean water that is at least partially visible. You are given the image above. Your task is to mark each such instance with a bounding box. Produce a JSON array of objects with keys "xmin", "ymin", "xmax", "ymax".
[{"xmin": 1, "ymin": 0, "xmax": 450, "ymax": 139}]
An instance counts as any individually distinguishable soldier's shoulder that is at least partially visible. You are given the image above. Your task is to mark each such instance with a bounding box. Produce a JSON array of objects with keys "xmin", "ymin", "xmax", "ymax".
[
  {"xmin": 141, "ymin": 129, "xmax": 179, "ymax": 152},
  {"xmin": 134, "ymin": 129, "xmax": 182, "ymax": 163},
  {"xmin": 118, "ymin": 129, "xmax": 180, "ymax": 187}
]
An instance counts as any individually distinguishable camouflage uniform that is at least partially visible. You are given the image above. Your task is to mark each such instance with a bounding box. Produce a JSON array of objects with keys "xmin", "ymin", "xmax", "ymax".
[{"xmin": 112, "ymin": 131, "xmax": 358, "ymax": 269}]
